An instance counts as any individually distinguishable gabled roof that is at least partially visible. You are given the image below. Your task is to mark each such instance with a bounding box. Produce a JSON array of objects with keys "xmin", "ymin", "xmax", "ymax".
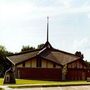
[
  {"xmin": 8, "ymin": 50, "xmax": 39, "ymax": 65},
  {"xmin": 7, "ymin": 41, "xmax": 80, "ymax": 66},
  {"xmin": 39, "ymin": 49, "xmax": 80, "ymax": 65}
]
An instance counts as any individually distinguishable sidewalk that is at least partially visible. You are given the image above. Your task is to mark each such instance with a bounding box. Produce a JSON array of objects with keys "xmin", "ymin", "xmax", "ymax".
[
  {"xmin": 8, "ymin": 83, "xmax": 90, "ymax": 89},
  {"xmin": 1, "ymin": 85, "xmax": 90, "ymax": 90}
]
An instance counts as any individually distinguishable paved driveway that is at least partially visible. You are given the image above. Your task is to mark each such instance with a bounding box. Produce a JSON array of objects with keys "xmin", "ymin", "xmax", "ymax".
[{"xmin": 12, "ymin": 86, "xmax": 90, "ymax": 90}]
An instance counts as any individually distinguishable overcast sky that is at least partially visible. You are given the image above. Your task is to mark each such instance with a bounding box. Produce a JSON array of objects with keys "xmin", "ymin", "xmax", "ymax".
[{"xmin": 0, "ymin": 0, "xmax": 90, "ymax": 61}]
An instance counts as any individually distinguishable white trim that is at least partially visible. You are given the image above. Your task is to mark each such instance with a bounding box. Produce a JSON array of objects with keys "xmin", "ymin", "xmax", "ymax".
[{"xmin": 6, "ymin": 57, "xmax": 15, "ymax": 65}]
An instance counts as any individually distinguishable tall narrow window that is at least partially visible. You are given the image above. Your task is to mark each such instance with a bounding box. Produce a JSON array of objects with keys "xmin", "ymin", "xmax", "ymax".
[
  {"xmin": 37, "ymin": 59, "xmax": 42, "ymax": 68},
  {"xmin": 23, "ymin": 62, "xmax": 25, "ymax": 67},
  {"xmin": 53, "ymin": 63, "xmax": 56, "ymax": 68},
  {"xmin": 18, "ymin": 70, "xmax": 20, "ymax": 78},
  {"xmin": 30, "ymin": 61, "xmax": 32, "ymax": 68}
]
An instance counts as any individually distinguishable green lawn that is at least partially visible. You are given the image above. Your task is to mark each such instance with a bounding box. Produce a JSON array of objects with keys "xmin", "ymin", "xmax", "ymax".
[
  {"xmin": 1, "ymin": 78, "xmax": 90, "ymax": 88},
  {"xmin": 16, "ymin": 79, "xmax": 90, "ymax": 85},
  {"xmin": 9, "ymin": 80, "xmax": 90, "ymax": 88},
  {"xmin": 0, "ymin": 78, "xmax": 3, "ymax": 85},
  {"xmin": 0, "ymin": 88, "xmax": 4, "ymax": 90}
]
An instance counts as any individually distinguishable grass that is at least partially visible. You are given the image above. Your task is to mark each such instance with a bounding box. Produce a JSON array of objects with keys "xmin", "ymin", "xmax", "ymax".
[
  {"xmin": 0, "ymin": 78, "xmax": 3, "ymax": 85},
  {"xmin": 0, "ymin": 88, "xmax": 4, "ymax": 90},
  {"xmin": 1, "ymin": 78, "xmax": 90, "ymax": 88},
  {"xmin": 16, "ymin": 79, "xmax": 90, "ymax": 85},
  {"xmin": 9, "ymin": 79, "xmax": 90, "ymax": 88}
]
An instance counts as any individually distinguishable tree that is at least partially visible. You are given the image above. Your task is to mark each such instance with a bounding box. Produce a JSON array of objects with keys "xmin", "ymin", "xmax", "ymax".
[
  {"xmin": 75, "ymin": 51, "xmax": 84, "ymax": 59},
  {"xmin": 0, "ymin": 45, "xmax": 13, "ymax": 55},
  {"xmin": 0, "ymin": 45, "xmax": 12, "ymax": 77},
  {"xmin": 4, "ymin": 51, "xmax": 14, "ymax": 56},
  {"xmin": 37, "ymin": 44, "xmax": 44, "ymax": 49},
  {"xmin": 21, "ymin": 45, "xmax": 35, "ymax": 52},
  {"xmin": 0, "ymin": 45, "xmax": 6, "ymax": 52}
]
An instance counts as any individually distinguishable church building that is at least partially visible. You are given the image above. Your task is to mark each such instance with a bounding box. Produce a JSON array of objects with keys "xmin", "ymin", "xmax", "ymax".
[{"xmin": 7, "ymin": 17, "xmax": 88, "ymax": 81}]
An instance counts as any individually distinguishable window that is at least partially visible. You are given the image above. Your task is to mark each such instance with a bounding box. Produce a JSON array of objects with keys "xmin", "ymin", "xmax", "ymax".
[
  {"xmin": 36, "ymin": 59, "xmax": 42, "ymax": 68},
  {"xmin": 68, "ymin": 64, "xmax": 70, "ymax": 68},
  {"xmin": 18, "ymin": 70, "xmax": 20, "ymax": 78},
  {"xmin": 53, "ymin": 64, "xmax": 56, "ymax": 68},
  {"xmin": 30, "ymin": 61, "xmax": 32, "ymax": 68},
  {"xmin": 23, "ymin": 62, "xmax": 25, "ymax": 67},
  {"xmin": 76, "ymin": 61, "xmax": 81, "ymax": 68}
]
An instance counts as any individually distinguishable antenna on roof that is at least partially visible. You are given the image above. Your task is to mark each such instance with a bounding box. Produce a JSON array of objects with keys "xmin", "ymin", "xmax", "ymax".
[{"xmin": 47, "ymin": 16, "xmax": 49, "ymax": 42}]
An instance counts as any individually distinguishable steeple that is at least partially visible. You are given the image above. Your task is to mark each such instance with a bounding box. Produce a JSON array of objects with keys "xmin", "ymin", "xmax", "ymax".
[
  {"xmin": 41, "ymin": 16, "xmax": 53, "ymax": 49},
  {"xmin": 47, "ymin": 16, "xmax": 49, "ymax": 42}
]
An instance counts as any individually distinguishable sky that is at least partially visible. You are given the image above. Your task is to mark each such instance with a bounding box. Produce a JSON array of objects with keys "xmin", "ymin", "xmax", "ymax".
[{"xmin": 0, "ymin": 0, "xmax": 90, "ymax": 61}]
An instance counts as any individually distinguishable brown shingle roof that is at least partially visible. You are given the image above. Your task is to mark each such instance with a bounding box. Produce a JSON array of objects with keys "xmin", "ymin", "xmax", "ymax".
[
  {"xmin": 8, "ymin": 42, "xmax": 80, "ymax": 65},
  {"xmin": 8, "ymin": 50, "xmax": 39, "ymax": 64},
  {"xmin": 39, "ymin": 49, "xmax": 79, "ymax": 65}
]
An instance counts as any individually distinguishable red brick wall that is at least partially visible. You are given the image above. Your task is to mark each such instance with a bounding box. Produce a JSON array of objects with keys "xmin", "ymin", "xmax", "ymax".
[{"xmin": 17, "ymin": 68, "xmax": 62, "ymax": 81}]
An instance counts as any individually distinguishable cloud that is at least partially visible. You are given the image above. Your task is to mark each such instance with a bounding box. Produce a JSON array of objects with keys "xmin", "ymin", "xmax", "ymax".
[
  {"xmin": 87, "ymin": 13, "xmax": 90, "ymax": 19},
  {"xmin": 72, "ymin": 38, "xmax": 90, "ymax": 60},
  {"xmin": 51, "ymin": 0, "xmax": 72, "ymax": 9},
  {"xmin": 0, "ymin": 0, "xmax": 90, "ymax": 21},
  {"xmin": 72, "ymin": 38, "xmax": 90, "ymax": 50}
]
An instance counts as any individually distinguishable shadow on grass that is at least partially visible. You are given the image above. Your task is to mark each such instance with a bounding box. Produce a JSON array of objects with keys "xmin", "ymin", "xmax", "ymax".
[{"xmin": 0, "ymin": 88, "xmax": 4, "ymax": 90}]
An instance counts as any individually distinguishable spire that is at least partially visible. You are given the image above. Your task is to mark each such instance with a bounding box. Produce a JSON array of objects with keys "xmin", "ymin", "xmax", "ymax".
[
  {"xmin": 47, "ymin": 16, "xmax": 49, "ymax": 42},
  {"xmin": 42, "ymin": 16, "xmax": 53, "ymax": 49}
]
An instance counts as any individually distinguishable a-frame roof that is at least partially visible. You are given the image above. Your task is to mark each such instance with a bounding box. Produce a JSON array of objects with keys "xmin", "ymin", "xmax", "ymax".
[{"xmin": 7, "ymin": 41, "xmax": 80, "ymax": 65}]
